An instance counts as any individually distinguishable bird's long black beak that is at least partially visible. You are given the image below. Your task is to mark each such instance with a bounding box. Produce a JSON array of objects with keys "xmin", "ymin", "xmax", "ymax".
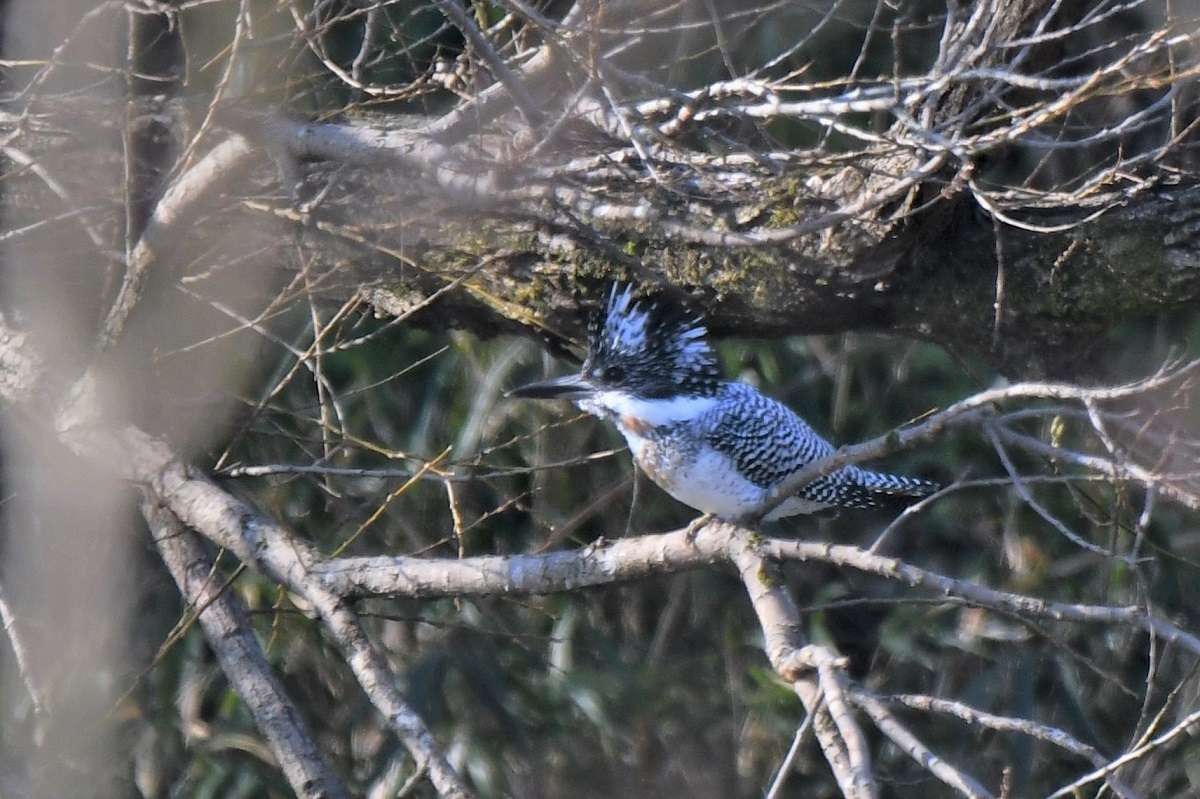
[{"xmin": 506, "ymin": 373, "xmax": 595, "ymax": 400}]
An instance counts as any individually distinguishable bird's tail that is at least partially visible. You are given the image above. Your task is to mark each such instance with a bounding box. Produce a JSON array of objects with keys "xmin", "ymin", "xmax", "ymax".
[
  {"xmin": 860, "ymin": 468, "xmax": 939, "ymax": 498},
  {"xmin": 815, "ymin": 467, "xmax": 938, "ymax": 509}
]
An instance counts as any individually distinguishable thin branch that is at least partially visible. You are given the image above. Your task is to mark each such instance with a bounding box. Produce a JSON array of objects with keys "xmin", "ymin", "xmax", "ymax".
[
  {"xmin": 751, "ymin": 362, "xmax": 1200, "ymax": 521},
  {"xmin": 98, "ymin": 134, "xmax": 257, "ymax": 351},
  {"xmin": 1045, "ymin": 706, "xmax": 1200, "ymax": 798},
  {"xmin": 765, "ymin": 706, "xmax": 817, "ymax": 799},
  {"xmin": 762, "ymin": 539, "xmax": 1200, "ymax": 657},
  {"xmin": 865, "ymin": 691, "xmax": 1139, "ymax": 799},
  {"xmin": 984, "ymin": 424, "xmax": 1116, "ymax": 557},
  {"xmin": 995, "ymin": 426, "xmax": 1200, "ymax": 510},
  {"xmin": 432, "ymin": 0, "xmax": 543, "ymax": 127},
  {"xmin": 851, "ymin": 691, "xmax": 994, "ymax": 799}
]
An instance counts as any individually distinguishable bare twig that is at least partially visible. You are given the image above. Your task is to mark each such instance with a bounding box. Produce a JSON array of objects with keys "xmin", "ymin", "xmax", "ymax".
[
  {"xmin": 752, "ymin": 362, "xmax": 1200, "ymax": 522},
  {"xmin": 98, "ymin": 134, "xmax": 256, "ymax": 350},
  {"xmin": 1045, "ymin": 706, "xmax": 1200, "ymax": 798},
  {"xmin": 432, "ymin": 0, "xmax": 543, "ymax": 127},
  {"xmin": 865, "ymin": 691, "xmax": 1139, "ymax": 799},
  {"xmin": 765, "ymin": 706, "xmax": 817, "ymax": 799},
  {"xmin": 852, "ymin": 691, "xmax": 993, "ymax": 799},
  {"xmin": 984, "ymin": 424, "xmax": 1116, "ymax": 556},
  {"xmin": 0, "ymin": 578, "xmax": 48, "ymax": 732}
]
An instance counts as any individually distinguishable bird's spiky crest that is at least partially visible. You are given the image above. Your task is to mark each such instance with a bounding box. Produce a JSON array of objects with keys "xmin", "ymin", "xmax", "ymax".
[{"xmin": 585, "ymin": 285, "xmax": 721, "ymax": 398}]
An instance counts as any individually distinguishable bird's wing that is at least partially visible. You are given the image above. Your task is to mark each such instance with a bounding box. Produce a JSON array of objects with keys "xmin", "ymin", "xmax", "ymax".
[
  {"xmin": 703, "ymin": 385, "xmax": 937, "ymax": 508},
  {"xmin": 702, "ymin": 385, "xmax": 836, "ymax": 489}
]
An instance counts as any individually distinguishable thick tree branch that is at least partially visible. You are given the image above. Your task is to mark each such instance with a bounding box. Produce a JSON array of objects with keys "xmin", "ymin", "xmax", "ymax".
[
  {"xmin": 234, "ymin": 106, "xmax": 1200, "ymax": 377},
  {"xmin": 115, "ymin": 427, "xmax": 474, "ymax": 799},
  {"xmin": 144, "ymin": 499, "xmax": 350, "ymax": 799},
  {"xmin": 307, "ymin": 531, "xmax": 1200, "ymax": 659},
  {"xmin": 0, "ymin": 319, "xmax": 471, "ymax": 798}
]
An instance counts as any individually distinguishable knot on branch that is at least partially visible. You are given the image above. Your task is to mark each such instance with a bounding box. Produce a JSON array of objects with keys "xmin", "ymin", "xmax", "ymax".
[{"xmin": 778, "ymin": 644, "xmax": 851, "ymax": 683}]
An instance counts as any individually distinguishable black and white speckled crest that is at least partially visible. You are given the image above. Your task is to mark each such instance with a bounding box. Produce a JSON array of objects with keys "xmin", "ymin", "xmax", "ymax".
[{"xmin": 583, "ymin": 284, "xmax": 721, "ymax": 398}]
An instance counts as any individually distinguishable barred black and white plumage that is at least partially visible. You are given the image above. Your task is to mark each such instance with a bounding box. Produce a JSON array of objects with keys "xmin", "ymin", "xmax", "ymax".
[{"xmin": 509, "ymin": 284, "xmax": 938, "ymax": 522}]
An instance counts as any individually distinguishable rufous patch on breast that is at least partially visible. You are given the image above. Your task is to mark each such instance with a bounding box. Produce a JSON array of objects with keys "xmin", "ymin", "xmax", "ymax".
[
  {"xmin": 620, "ymin": 414, "xmax": 653, "ymax": 435},
  {"xmin": 634, "ymin": 439, "xmax": 676, "ymax": 492}
]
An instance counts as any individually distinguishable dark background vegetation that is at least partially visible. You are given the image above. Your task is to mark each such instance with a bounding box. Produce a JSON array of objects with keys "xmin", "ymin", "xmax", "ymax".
[{"xmin": 2, "ymin": 1, "xmax": 1200, "ymax": 798}]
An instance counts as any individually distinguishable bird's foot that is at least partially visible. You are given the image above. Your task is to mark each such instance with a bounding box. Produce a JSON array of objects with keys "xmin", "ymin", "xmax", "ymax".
[{"xmin": 684, "ymin": 513, "xmax": 715, "ymax": 543}]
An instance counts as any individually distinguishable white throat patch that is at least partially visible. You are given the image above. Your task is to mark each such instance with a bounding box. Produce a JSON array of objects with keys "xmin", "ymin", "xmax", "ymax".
[{"xmin": 580, "ymin": 391, "xmax": 717, "ymax": 427}]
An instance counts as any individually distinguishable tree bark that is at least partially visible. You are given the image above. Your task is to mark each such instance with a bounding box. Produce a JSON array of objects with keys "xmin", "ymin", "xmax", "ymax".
[{"xmin": 238, "ymin": 125, "xmax": 1200, "ymax": 378}]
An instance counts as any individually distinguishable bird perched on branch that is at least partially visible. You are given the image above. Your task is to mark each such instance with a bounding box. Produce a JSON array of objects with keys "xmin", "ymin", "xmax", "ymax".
[{"xmin": 509, "ymin": 284, "xmax": 936, "ymax": 523}]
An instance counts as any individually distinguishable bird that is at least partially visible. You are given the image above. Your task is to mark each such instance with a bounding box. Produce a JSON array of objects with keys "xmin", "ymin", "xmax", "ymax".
[{"xmin": 508, "ymin": 284, "xmax": 937, "ymax": 523}]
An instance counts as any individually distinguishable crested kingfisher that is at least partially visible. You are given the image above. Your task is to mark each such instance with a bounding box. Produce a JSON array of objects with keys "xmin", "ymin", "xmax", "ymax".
[{"xmin": 508, "ymin": 284, "xmax": 936, "ymax": 522}]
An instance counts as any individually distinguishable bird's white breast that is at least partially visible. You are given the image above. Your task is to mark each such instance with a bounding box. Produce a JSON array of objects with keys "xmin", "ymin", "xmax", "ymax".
[
  {"xmin": 662, "ymin": 446, "xmax": 831, "ymax": 520},
  {"xmin": 576, "ymin": 389, "xmax": 830, "ymax": 520},
  {"xmin": 577, "ymin": 393, "xmax": 763, "ymax": 518}
]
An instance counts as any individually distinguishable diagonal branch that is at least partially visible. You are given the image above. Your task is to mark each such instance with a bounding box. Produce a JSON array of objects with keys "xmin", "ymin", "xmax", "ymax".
[
  {"xmin": 432, "ymin": 0, "xmax": 543, "ymax": 127},
  {"xmin": 144, "ymin": 499, "xmax": 350, "ymax": 799},
  {"xmin": 113, "ymin": 426, "xmax": 475, "ymax": 799},
  {"xmin": 861, "ymin": 691, "xmax": 1139, "ymax": 799},
  {"xmin": 0, "ymin": 314, "xmax": 475, "ymax": 798},
  {"xmin": 751, "ymin": 361, "xmax": 1200, "ymax": 521},
  {"xmin": 763, "ymin": 539, "xmax": 1200, "ymax": 657},
  {"xmin": 851, "ymin": 691, "xmax": 994, "ymax": 799},
  {"xmin": 722, "ymin": 522, "xmax": 877, "ymax": 799},
  {"xmin": 98, "ymin": 134, "xmax": 257, "ymax": 351}
]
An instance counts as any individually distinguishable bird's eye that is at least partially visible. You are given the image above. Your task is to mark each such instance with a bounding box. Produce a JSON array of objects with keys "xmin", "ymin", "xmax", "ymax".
[{"xmin": 600, "ymin": 365, "xmax": 626, "ymax": 383}]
